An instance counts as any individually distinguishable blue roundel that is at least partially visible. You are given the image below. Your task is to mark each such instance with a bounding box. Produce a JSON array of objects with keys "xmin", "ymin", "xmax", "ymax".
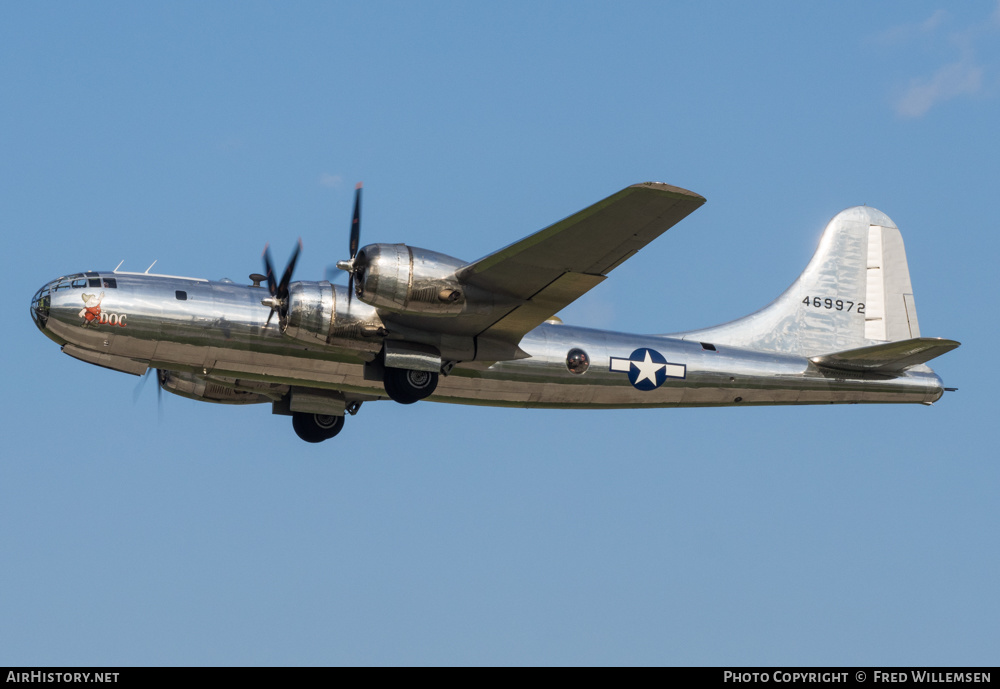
[{"xmin": 627, "ymin": 348, "xmax": 668, "ymax": 391}]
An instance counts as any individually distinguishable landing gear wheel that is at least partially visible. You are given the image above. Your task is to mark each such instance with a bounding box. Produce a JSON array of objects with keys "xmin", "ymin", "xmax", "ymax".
[
  {"xmin": 292, "ymin": 412, "xmax": 345, "ymax": 443},
  {"xmin": 384, "ymin": 367, "xmax": 439, "ymax": 404}
]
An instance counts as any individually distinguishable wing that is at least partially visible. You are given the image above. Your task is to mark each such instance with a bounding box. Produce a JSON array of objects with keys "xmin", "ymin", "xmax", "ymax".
[
  {"xmin": 378, "ymin": 182, "xmax": 705, "ymax": 363},
  {"xmin": 457, "ymin": 181, "xmax": 706, "ymax": 342}
]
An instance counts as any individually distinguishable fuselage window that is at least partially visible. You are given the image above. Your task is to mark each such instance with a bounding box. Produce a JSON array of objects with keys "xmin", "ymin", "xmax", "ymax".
[
  {"xmin": 175, "ymin": 290, "xmax": 187, "ymax": 300},
  {"xmin": 71, "ymin": 279, "xmax": 87, "ymax": 288},
  {"xmin": 566, "ymin": 348, "xmax": 590, "ymax": 374},
  {"xmin": 103, "ymin": 278, "xmax": 117, "ymax": 288},
  {"xmin": 88, "ymin": 278, "xmax": 101, "ymax": 287}
]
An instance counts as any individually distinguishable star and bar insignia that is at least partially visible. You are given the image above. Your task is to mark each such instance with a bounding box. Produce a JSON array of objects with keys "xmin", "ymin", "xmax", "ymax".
[{"xmin": 609, "ymin": 348, "xmax": 686, "ymax": 391}]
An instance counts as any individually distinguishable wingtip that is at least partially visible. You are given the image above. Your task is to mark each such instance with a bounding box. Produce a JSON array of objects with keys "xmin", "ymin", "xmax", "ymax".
[{"xmin": 630, "ymin": 181, "xmax": 706, "ymax": 203}]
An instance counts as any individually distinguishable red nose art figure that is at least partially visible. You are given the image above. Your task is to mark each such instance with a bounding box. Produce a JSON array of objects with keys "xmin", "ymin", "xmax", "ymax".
[{"xmin": 78, "ymin": 291, "xmax": 104, "ymax": 324}]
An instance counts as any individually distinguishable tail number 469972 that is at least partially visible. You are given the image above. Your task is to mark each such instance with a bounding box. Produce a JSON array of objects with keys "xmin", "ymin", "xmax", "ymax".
[{"xmin": 803, "ymin": 296, "xmax": 865, "ymax": 314}]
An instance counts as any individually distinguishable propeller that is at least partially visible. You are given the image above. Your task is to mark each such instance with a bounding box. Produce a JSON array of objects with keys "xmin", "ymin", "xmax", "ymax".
[
  {"xmin": 133, "ymin": 367, "xmax": 165, "ymax": 421},
  {"xmin": 261, "ymin": 239, "xmax": 302, "ymax": 330},
  {"xmin": 133, "ymin": 367, "xmax": 153, "ymax": 404},
  {"xmin": 156, "ymin": 369, "xmax": 164, "ymax": 422},
  {"xmin": 336, "ymin": 182, "xmax": 364, "ymax": 304}
]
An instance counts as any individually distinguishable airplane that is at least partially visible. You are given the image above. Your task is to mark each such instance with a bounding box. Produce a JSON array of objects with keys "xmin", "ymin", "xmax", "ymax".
[{"xmin": 30, "ymin": 181, "xmax": 959, "ymax": 443}]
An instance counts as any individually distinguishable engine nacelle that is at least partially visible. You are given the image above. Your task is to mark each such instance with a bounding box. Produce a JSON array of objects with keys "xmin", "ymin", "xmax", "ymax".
[
  {"xmin": 283, "ymin": 281, "xmax": 385, "ymax": 354},
  {"xmin": 354, "ymin": 244, "xmax": 468, "ymax": 316}
]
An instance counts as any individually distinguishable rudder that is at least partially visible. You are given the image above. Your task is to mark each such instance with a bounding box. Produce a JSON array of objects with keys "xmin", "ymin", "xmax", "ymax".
[{"xmin": 865, "ymin": 222, "xmax": 920, "ymax": 342}]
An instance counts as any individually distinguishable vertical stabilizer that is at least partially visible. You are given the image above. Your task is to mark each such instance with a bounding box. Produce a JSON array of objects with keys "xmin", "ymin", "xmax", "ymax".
[{"xmin": 674, "ymin": 207, "xmax": 922, "ymax": 356}]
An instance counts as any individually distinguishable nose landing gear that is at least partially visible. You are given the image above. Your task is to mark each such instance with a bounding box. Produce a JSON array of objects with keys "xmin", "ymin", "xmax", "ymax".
[{"xmin": 292, "ymin": 412, "xmax": 345, "ymax": 443}]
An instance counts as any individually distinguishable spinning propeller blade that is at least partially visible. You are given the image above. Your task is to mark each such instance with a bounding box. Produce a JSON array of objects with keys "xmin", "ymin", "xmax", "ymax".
[
  {"xmin": 347, "ymin": 182, "xmax": 362, "ymax": 304},
  {"xmin": 261, "ymin": 240, "xmax": 302, "ymax": 330},
  {"xmin": 133, "ymin": 367, "xmax": 165, "ymax": 422}
]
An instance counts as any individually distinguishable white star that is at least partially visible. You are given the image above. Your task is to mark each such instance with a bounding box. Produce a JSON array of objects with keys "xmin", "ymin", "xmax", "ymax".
[{"xmin": 632, "ymin": 350, "xmax": 665, "ymax": 386}]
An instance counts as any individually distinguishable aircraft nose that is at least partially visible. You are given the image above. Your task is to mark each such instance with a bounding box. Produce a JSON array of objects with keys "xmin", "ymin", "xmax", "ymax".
[{"xmin": 30, "ymin": 280, "xmax": 54, "ymax": 331}]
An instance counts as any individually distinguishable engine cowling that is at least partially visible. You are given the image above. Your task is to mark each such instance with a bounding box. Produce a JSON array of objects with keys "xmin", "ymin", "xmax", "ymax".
[
  {"xmin": 283, "ymin": 281, "xmax": 385, "ymax": 354},
  {"xmin": 354, "ymin": 244, "xmax": 468, "ymax": 315}
]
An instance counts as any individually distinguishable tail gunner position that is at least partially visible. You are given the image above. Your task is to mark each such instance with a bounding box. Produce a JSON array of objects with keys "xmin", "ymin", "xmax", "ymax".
[{"xmin": 30, "ymin": 182, "xmax": 959, "ymax": 442}]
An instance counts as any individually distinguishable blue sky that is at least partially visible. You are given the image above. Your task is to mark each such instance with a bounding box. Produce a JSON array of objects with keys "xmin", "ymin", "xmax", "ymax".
[{"xmin": 2, "ymin": 1, "xmax": 998, "ymax": 666}]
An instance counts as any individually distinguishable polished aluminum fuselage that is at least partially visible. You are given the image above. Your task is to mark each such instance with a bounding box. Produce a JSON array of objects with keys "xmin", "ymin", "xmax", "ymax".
[{"xmin": 32, "ymin": 271, "xmax": 944, "ymax": 409}]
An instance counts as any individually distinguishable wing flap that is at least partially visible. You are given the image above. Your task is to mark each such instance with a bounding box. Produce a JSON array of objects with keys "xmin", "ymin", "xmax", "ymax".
[
  {"xmin": 478, "ymin": 271, "xmax": 606, "ymax": 343},
  {"xmin": 810, "ymin": 337, "xmax": 960, "ymax": 374}
]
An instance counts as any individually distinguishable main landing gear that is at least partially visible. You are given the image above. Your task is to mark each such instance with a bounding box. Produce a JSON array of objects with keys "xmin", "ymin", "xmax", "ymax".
[
  {"xmin": 383, "ymin": 367, "xmax": 439, "ymax": 404},
  {"xmin": 292, "ymin": 412, "xmax": 345, "ymax": 443},
  {"xmin": 285, "ymin": 364, "xmax": 441, "ymax": 442}
]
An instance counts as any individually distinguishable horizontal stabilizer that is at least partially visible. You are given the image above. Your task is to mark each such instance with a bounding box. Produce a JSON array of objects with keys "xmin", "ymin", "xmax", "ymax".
[{"xmin": 810, "ymin": 337, "xmax": 960, "ymax": 374}]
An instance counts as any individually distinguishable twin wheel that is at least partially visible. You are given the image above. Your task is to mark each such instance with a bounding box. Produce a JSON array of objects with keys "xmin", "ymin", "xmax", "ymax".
[
  {"xmin": 292, "ymin": 412, "xmax": 344, "ymax": 443},
  {"xmin": 383, "ymin": 367, "xmax": 439, "ymax": 405},
  {"xmin": 290, "ymin": 367, "xmax": 439, "ymax": 442}
]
